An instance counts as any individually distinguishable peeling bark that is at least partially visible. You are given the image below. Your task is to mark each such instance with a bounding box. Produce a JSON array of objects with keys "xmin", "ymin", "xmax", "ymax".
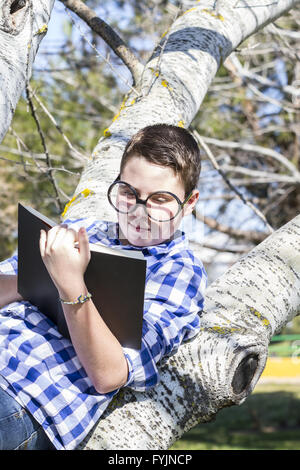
[{"xmin": 78, "ymin": 214, "xmax": 300, "ymax": 450}]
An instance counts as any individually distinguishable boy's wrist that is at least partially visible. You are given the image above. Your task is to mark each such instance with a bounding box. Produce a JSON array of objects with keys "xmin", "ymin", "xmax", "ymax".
[{"xmin": 57, "ymin": 280, "xmax": 88, "ymax": 303}]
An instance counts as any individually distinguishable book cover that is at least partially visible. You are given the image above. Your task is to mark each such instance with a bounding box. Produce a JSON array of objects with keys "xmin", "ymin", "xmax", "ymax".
[{"xmin": 17, "ymin": 203, "xmax": 146, "ymax": 349}]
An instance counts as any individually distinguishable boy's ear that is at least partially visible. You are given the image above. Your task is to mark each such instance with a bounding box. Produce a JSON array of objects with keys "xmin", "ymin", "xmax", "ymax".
[{"xmin": 182, "ymin": 189, "xmax": 199, "ymax": 216}]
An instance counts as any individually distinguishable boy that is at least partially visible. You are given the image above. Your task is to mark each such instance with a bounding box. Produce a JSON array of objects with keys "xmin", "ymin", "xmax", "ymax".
[{"xmin": 0, "ymin": 124, "xmax": 207, "ymax": 450}]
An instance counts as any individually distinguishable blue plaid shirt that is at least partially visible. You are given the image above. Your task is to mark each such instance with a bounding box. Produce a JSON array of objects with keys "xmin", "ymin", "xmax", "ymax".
[{"xmin": 0, "ymin": 218, "xmax": 207, "ymax": 450}]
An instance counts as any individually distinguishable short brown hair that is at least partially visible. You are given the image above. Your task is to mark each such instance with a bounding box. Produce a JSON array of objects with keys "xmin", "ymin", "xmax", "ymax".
[{"xmin": 120, "ymin": 124, "xmax": 201, "ymax": 196}]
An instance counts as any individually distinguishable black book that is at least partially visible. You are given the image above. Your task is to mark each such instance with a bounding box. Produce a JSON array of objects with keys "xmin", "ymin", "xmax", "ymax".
[{"xmin": 17, "ymin": 203, "xmax": 146, "ymax": 349}]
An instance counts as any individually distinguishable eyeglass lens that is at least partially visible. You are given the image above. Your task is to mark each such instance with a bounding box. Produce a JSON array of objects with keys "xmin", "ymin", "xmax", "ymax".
[{"xmin": 108, "ymin": 182, "xmax": 180, "ymax": 221}]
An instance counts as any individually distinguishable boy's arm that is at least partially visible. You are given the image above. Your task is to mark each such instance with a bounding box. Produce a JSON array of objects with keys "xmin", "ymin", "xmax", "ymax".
[
  {"xmin": 58, "ymin": 281, "xmax": 129, "ymax": 395},
  {"xmin": 39, "ymin": 224, "xmax": 129, "ymax": 395},
  {"xmin": 123, "ymin": 257, "xmax": 207, "ymax": 393},
  {"xmin": 0, "ymin": 274, "xmax": 23, "ymax": 309}
]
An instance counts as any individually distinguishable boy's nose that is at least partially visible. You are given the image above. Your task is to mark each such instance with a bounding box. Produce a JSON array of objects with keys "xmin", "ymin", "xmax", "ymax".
[{"xmin": 132, "ymin": 202, "xmax": 148, "ymax": 217}]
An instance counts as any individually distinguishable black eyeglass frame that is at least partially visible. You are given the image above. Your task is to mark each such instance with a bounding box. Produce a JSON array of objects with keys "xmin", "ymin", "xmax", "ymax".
[{"xmin": 107, "ymin": 177, "xmax": 194, "ymax": 222}]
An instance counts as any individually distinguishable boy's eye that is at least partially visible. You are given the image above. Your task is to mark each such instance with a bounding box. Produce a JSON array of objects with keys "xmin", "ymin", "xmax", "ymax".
[
  {"xmin": 150, "ymin": 194, "xmax": 174, "ymax": 204},
  {"xmin": 119, "ymin": 188, "xmax": 135, "ymax": 198}
]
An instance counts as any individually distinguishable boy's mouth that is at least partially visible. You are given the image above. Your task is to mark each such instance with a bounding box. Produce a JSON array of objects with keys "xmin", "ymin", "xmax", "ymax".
[{"xmin": 129, "ymin": 222, "xmax": 149, "ymax": 233}]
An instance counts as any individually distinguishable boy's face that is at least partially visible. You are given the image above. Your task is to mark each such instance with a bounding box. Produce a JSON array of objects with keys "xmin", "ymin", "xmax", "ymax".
[{"xmin": 117, "ymin": 156, "xmax": 199, "ymax": 247}]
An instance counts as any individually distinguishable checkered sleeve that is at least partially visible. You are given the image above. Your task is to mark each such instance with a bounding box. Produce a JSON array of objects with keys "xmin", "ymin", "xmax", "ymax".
[{"xmin": 123, "ymin": 254, "xmax": 207, "ymax": 392}]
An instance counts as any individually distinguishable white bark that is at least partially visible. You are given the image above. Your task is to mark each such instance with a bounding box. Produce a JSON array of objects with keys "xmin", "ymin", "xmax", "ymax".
[
  {"xmin": 0, "ymin": 0, "xmax": 299, "ymax": 451},
  {"xmin": 78, "ymin": 214, "xmax": 300, "ymax": 449},
  {"xmin": 62, "ymin": 0, "xmax": 300, "ymax": 222},
  {"xmin": 0, "ymin": 0, "xmax": 55, "ymax": 142},
  {"xmin": 76, "ymin": 1, "xmax": 300, "ymax": 449}
]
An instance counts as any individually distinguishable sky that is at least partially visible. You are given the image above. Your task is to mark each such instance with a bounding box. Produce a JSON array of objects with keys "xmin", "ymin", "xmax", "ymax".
[
  {"xmin": 35, "ymin": 2, "xmax": 136, "ymax": 90},
  {"xmin": 32, "ymin": 2, "xmax": 280, "ymax": 281},
  {"xmin": 37, "ymin": 3, "xmax": 67, "ymax": 55},
  {"xmin": 36, "ymin": 1, "xmax": 137, "ymax": 58}
]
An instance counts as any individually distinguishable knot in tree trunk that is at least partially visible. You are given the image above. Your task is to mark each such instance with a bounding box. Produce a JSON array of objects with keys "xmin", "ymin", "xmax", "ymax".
[{"xmin": 0, "ymin": 0, "xmax": 28, "ymax": 35}]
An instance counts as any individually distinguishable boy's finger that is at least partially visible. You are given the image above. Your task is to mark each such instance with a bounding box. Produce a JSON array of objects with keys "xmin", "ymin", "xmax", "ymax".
[
  {"xmin": 51, "ymin": 226, "xmax": 70, "ymax": 251},
  {"xmin": 79, "ymin": 227, "xmax": 90, "ymax": 258},
  {"xmin": 39, "ymin": 229, "xmax": 46, "ymax": 257},
  {"xmin": 45, "ymin": 225, "xmax": 63, "ymax": 252},
  {"xmin": 63, "ymin": 227, "xmax": 79, "ymax": 245}
]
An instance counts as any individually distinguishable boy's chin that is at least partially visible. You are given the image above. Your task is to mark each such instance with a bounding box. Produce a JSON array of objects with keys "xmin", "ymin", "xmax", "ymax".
[
  {"xmin": 119, "ymin": 222, "xmax": 176, "ymax": 247},
  {"xmin": 119, "ymin": 228, "xmax": 164, "ymax": 247}
]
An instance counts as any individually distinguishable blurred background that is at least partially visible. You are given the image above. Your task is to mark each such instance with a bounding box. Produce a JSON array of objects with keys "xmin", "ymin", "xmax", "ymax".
[{"xmin": 0, "ymin": 0, "xmax": 299, "ymax": 449}]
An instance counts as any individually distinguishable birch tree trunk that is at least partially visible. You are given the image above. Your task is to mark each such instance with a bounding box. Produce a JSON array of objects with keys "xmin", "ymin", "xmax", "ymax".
[
  {"xmin": 77, "ymin": 213, "xmax": 300, "ymax": 450},
  {"xmin": 0, "ymin": 0, "xmax": 55, "ymax": 142},
  {"xmin": 62, "ymin": 0, "xmax": 300, "ymax": 222},
  {"xmin": 1, "ymin": 0, "xmax": 299, "ymax": 450},
  {"xmin": 73, "ymin": 0, "xmax": 300, "ymax": 450}
]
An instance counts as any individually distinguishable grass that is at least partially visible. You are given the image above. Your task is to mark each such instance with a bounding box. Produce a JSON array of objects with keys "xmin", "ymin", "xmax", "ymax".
[{"xmin": 170, "ymin": 383, "xmax": 300, "ymax": 450}]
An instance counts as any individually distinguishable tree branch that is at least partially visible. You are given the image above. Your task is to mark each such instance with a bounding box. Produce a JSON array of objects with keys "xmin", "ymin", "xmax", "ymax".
[
  {"xmin": 225, "ymin": 52, "xmax": 300, "ymax": 100},
  {"xmin": 198, "ymin": 135, "xmax": 300, "ymax": 178},
  {"xmin": 28, "ymin": 86, "xmax": 87, "ymax": 163},
  {"xmin": 78, "ymin": 214, "xmax": 300, "ymax": 449},
  {"xmin": 193, "ymin": 130, "xmax": 275, "ymax": 234},
  {"xmin": 196, "ymin": 242, "xmax": 250, "ymax": 254},
  {"xmin": 25, "ymin": 84, "xmax": 63, "ymax": 213},
  {"xmin": 63, "ymin": 0, "xmax": 300, "ymax": 222},
  {"xmin": 1, "ymin": 0, "xmax": 300, "ymax": 451},
  {"xmin": 59, "ymin": 0, "xmax": 144, "ymax": 86},
  {"xmin": 195, "ymin": 212, "xmax": 268, "ymax": 244},
  {"xmin": 0, "ymin": 0, "xmax": 55, "ymax": 142}
]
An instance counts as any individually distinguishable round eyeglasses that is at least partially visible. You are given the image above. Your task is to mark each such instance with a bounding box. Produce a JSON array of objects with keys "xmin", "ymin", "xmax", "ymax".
[{"xmin": 107, "ymin": 179, "xmax": 193, "ymax": 222}]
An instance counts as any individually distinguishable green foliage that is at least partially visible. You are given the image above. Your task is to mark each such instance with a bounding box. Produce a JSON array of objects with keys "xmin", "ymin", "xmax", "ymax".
[
  {"xmin": 192, "ymin": 13, "xmax": 300, "ymax": 233},
  {"xmin": 1, "ymin": 2, "xmax": 300, "ymax": 308},
  {"xmin": 171, "ymin": 383, "xmax": 300, "ymax": 450},
  {"xmin": 0, "ymin": 5, "xmax": 123, "ymax": 259},
  {"xmin": 281, "ymin": 316, "xmax": 300, "ymax": 335}
]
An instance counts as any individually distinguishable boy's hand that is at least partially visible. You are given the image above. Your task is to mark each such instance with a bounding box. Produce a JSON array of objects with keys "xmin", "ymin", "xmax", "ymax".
[{"xmin": 39, "ymin": 225, "xmax": 91, "ymax": 294}]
